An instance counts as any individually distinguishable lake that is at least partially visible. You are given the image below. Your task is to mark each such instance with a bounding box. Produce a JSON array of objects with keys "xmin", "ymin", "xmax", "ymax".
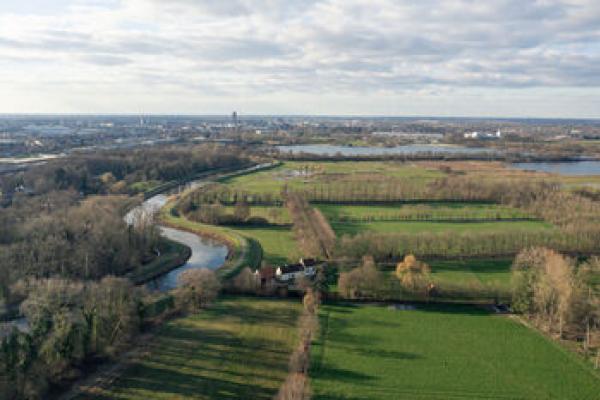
[
  {"xmin": 277, "ymin": 144, "xmax": 495, "ymax": 156},
  {"xmin": 512, "ymin": 161, "xmax": 600, "ymax": 176}
]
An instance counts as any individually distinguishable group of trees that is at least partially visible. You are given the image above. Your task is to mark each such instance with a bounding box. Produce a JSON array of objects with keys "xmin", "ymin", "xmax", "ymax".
[
  {"xmin": 276, "ymin": 289, "xmax": 319, "ymax": 400},
  {"xmin": 1, "ymin": 144, "xmax": 249, "ymax": 201},
  {"xmin": 338, "ymin": 256, "xmax": 384, "ymax": 299},
  {"xmin": 0, "ymin": 277, "xmax": 142, "ymax": 399},
  {"xmin": 174, "ymin": 269, "xmax": 221, "ymax": 312},
  {"xmin": 0, "ymin": 195, "xmax": 159, "ymax": 307},
  {"xmin": 335, "ymin": 255, "xmax": 506, "ymax": 303},
  {"xmin": 0, "ymin": 268, "xmax": 223, "ymax": 399},
  {"xmin": 511, "ymin": 248, "xmax": 600, "ymax": 354},
  {"xmin": 286, "ymin": 192, "xmax": 336, "ymax": 259}
]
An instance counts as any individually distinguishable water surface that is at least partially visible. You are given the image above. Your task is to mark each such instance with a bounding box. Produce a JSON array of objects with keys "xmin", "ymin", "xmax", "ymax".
[
  {"xmin": 512, "ymin": 161, "xmax": 600, "ymax": 176},
  {"xmin": 277, "ymin": 144, "xmax": 496, "ymax": 156}
]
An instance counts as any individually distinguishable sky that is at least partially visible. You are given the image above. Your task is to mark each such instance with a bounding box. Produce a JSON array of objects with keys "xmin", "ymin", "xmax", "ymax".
[{"xmin": 0, "ymin": 0, "xmax": 599, "ymax": 118}]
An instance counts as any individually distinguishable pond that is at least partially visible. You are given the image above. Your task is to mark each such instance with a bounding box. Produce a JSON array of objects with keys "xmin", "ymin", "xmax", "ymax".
[
  {"xmin": 512, "ymin": 161, "xmax": 600, "ymax": 176},
  {"xmin": 276, "ymin": 144, "xmax": 495, "ymax": 156}
]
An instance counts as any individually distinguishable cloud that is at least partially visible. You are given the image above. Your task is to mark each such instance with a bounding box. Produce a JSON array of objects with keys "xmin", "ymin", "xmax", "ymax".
[{"xmin": 0, "ymin": 0, "xmax": 599, "ymax": 116}]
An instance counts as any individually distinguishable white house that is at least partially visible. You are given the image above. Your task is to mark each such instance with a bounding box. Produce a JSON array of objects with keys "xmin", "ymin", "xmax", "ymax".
[{"xmin": 275, "ymin": 261, "xmax": 317, "ymax": 282}]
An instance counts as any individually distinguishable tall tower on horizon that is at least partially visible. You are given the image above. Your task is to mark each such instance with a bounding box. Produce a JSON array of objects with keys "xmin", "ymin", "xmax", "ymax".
[{"xmin": 232, "ymin": 111, "xmax": 238, "ymax": 131}]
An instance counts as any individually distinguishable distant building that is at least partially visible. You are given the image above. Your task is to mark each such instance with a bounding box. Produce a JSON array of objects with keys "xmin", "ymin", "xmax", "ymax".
[
  {"xmin": 232, "ymin": 111, "xmax": 239, "ymax": 130},
  {"xmin": 464, "ymin": 131, "xmax": 501, "ymax": 140}
]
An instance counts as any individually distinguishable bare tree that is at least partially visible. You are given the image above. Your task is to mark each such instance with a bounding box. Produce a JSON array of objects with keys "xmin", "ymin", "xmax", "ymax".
[{"xmin": 176, "ymin": 268, "xmax": 221, "ymax": 312}]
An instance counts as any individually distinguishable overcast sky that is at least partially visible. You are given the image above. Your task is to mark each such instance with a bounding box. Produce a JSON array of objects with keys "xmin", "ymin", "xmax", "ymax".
[{"xmin": 0, "ymin": 0, "xmax": 599, "ymax": 117}]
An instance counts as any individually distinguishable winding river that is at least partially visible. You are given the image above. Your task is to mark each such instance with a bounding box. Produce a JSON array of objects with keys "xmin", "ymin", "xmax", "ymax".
[
  {"xmin": 125, "ymin": 163, "xmax": 276, "ymax": 292},
  {"xmin": 125, "ymin": 193, "xmax": 228, "ymax": 292}
]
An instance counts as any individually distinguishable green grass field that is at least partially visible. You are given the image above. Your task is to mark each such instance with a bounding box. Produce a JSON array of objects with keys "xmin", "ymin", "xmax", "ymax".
[
  {"xmin": 329, "ymin": 219, "xmax": 553, "ymax": 236},
  {"xmin": 93, "ymin": 297, "xmax": 300, "ymax": 400},
  {"xmin": 220, "ymin": 161, "xmax": 445, "ymax": 196},
  {"xmin": 232, "ymin": 226, "xmax": 300, "ymax": 265},
  {"xmin": 428, "ymin": 258, "xmax": 512, "ymax": 290},
  {"xmin": 311, "ymin": 304, "xmax": 600, "ymax": 400}
]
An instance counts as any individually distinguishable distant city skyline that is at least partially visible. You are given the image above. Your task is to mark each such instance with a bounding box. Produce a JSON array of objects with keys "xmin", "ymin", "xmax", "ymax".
[{"xmin": 0, "ymin": 0, "xmax": 599, "ymax": 118}]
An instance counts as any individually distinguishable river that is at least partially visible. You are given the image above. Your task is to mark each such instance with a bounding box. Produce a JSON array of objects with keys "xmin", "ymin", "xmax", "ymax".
[
  {"xmin": 125, "ymin": 162, "xmax": 276, "ymax": 291},
  {"xmin": 125, "ymin": 192, "xmax": 228, "ymax": 292}
]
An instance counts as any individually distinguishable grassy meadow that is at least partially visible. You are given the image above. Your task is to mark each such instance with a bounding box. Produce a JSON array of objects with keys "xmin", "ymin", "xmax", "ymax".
[
  {"xmin": 428, "ymin": 258, "xmax": 513, "ymax": 291},
  {"xmin": 311, "ymin": 304, "xmax": 600, "ymax": 400},
  {"xmin": 220, "ymin": 161, "xmax": 446, "ymax": 196},
  {"xmin": 91, "ymin": 297, "xmax": 300, "ymax": 400},
  {"xmin": 232, "ymin": 225, "xmax": 299, "ymax": 265}
]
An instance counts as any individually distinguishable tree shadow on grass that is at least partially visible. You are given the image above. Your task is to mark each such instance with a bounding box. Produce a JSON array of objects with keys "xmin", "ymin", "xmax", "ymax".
[
  {"xmin": 109, "ymin": 364, "xmax": 278, "ymax": 399},
  {"xmin": 311, "ymin": 365, "xmax": 374, "ymax": 384},
  {"xmin": 88, "ymin": 299, "xmax": 299, "ymax": 400},
  {"xmin": 351, "ymin": 348, "xmax": 422, "ymax": 360},
  {"xmin": 408, "ymin": 303, "xmax": 492, "ymax": 317}
]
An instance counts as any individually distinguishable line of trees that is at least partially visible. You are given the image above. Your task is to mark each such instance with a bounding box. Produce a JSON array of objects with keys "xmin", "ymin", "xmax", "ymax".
[
  {"xmin": 276, "ymin": 289, "xmax": 319, "ymax": 400},
  {"xmin": 286, "ymin": 192, "xmax": 336, "ymax": 259},
  {"xmin": 326, "ymin": 210, "xmax": 535, "ymax": 223},
  {"xmin": 336, "ymin": 228, "xmax": 600, "ymax": 261}
]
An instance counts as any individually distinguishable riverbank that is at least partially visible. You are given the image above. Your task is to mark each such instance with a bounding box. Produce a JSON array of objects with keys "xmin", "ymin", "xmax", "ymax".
[
  {"xmin": 126, "ymin": 239, "xmax": 192, "ymax": 285},
  {"xmin": 159, "ymin": 199, "xmax": 262, "ymax": 281},
  {"xmin": 123, "ymin": 162, "xmax": 278, "ymax": 288}
]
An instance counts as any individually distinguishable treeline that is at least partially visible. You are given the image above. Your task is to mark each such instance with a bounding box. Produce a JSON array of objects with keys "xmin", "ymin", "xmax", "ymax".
[
  {"xmin": 276, "ymin": 289, "xmax": 319, "ymax": 400},
  {"xmin": 297, "ymin": 180, "xmax": 498, "ymax": 203},
  {"xmin": 512, "ymin": 248, "xmax": 600, "ymax": 365},
  {"xmin": 336, "ymin": 229, "xmax": 600, "ymax": 260},
  {"xmin": 326, "ymin": 210, "xmax": 535, "ymax": 223},
  {"xmin": 184, "ymin": 185, "xmax": 283, "ymax": 207},
  {"xmin": 0, "ymin": 195, "xmax": 158, "ymax": 307},
  {"xmin": 286, "ymin": 192, "xmax": 335, "ymax": 259},
  {"xmin": 1, "ymin": 144, "xmax": 249, "ymax": 201}
]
